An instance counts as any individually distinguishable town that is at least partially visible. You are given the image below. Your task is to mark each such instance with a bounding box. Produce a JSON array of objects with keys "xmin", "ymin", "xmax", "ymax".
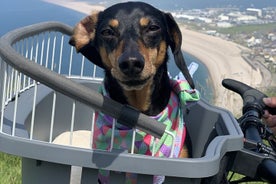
[{"xmin": 172, "ymin": 7, "xmax": 276, "ymax": 77}]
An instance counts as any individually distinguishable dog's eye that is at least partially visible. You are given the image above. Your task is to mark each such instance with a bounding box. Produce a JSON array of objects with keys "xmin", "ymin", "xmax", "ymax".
[
  {"xmin": 147, "ymin": 25, "xmax": 160, "ymax": 32},
  {"xmin": 101, "ymin": 28, "xmax": 115, "ymax": 37}
]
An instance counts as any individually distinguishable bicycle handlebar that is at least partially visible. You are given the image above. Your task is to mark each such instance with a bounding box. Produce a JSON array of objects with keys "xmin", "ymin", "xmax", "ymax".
[
  {"xmin": 222, "ymin": 78, "xmax": 276, "ymax": 115},
  {"xmin": 222, "ymin": 78, "xmax": 276, "ymax": 183},
  {"xmin": 257, "ymin": 159, "xmax": 276, "ymax": 182},
  {"xmin": 245, "ymin": 125, "xmax": 262, "ymax": 143}
]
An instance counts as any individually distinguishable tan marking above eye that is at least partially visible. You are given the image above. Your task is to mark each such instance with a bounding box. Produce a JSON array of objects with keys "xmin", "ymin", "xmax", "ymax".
[
  {"xmin": 139, "ymin": 17, "xmax": 150, "ymax": 27},
  {"xmin": 109, "ymin": 19, "xmax": 119, "ymax": 28}
]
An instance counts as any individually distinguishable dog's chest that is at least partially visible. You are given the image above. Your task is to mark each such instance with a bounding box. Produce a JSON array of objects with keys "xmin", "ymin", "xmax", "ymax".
[{"xmin": 93, "ymin": 84, "xmax": 185, "ymax": 158}]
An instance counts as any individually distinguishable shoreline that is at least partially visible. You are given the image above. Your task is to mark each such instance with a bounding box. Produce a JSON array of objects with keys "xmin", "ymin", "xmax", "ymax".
[
  {"xmin": 180, "ymin": 28, "xmax": 262, "ymax": 114},
  {"xmin": 43, "ymin": 0, "xmax": 263, "ymax": 114}
]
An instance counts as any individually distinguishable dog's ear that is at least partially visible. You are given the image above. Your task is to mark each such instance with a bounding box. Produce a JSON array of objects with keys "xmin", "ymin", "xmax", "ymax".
[
  {"xmin": 164, "ymin": 13, "xmax": 195, "ymax": 89},
  {"xmin": 69, "ymin": 12, "xmax": 105, "ymax": 69}
]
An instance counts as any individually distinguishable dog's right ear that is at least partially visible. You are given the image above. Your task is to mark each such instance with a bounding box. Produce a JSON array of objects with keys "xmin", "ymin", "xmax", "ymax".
[
  {"xmin": 69, "ymin": 12, "xmax": 105, "ymax": 69},
  {"xmin": 164, "ymin": 13, "xmax": 195, "ymax": 89}
]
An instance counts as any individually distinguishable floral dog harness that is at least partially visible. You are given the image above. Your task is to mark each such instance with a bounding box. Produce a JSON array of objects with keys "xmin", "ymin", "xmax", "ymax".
[{"xmin": 93, "ymin": 79, "xmax": 200, "ymax": 184}]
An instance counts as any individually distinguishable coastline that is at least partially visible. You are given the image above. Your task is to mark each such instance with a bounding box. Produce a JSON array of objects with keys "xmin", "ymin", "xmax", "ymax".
[
  {"xmin": 43, "ymin": 0, "xmax": 263, "ymax": 115},
  {"xmin": 180, "ymin": 28, "xmax": 262, "ymax": 114},
  {"xmin": 42, "ymin": 0, "xmax": 105, "ymax": 14}
]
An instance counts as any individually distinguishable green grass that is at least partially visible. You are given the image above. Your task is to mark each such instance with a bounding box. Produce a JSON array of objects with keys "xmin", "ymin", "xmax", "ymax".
[
  {"xmin": 216, "ymin": 23, "xmax": 276, "ymax": 35},
  {"xmin": 0, "ymin": 152, "xmax": 21, "ymax": 184},
  {"xmin": 180, "ymin": 21, "xmax": 276, "ymax": 36},
  {"xmin": 264, "ymin": 86, "xmax": 276, "ymax": 97}
]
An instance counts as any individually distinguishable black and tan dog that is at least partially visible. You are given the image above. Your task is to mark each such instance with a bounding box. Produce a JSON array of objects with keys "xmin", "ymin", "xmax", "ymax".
[{"xmin": 69, "ymin": 2, "xmax": 196, "ymax": 158}]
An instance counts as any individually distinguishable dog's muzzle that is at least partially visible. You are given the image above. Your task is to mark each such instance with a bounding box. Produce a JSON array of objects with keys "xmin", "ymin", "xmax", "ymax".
[{"xmin": 118, "ymin": 51, "xmax": 145, "ymax": 77}]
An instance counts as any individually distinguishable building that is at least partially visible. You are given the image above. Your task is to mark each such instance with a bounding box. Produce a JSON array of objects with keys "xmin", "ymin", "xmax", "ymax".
[
  {"xmin": 217, "ymin": 22, "xmax": 233, "ymax": 28},
  {"xmin": 246, "ymin": 8, "xmax": 262, "ymax": 17}
]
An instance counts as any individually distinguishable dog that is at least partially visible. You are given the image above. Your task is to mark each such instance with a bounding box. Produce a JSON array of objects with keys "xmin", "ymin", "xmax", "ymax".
[{"xmin": 69, "ymin": 1, "xmax": 199, "ymax": 183}]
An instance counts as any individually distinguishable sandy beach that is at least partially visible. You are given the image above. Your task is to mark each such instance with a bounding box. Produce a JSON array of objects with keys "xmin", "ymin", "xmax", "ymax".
[
  {"xmin": 44, "ymin": 0, "xmax": 263, "ymax": 115},
  {"xmin": 180, "ymin": 28, "xmax": 262, "ymax": 115}
]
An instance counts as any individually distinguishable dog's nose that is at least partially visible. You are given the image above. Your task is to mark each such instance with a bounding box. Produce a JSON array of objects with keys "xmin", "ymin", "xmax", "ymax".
[{"xmin": 119, "ymin": 55, "xmax": 144, "ymax": 76}]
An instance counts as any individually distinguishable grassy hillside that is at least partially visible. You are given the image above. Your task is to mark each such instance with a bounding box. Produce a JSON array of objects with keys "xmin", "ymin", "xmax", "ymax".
[
  {"xmin": 0, "ymin": 152, "xmax": 21, "ymax": 184},
  {"xmin": 217, "ymin": 23, "xmax": 276, "ymax": 35}
]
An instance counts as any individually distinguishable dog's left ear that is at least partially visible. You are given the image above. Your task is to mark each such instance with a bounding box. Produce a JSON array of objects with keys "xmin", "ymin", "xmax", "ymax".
[
  {"xmin": 69, "ymin": 12, "xmax": 105, "ymax": 69},
  {"xmin": 164, "ymin": 13, "xmax": 195, "ymax": 89}
]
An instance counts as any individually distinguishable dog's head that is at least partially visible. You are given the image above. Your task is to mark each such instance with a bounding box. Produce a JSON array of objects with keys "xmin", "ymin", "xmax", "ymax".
[{"xmin": 69, "ymin": 2, "xmax": 194, "ymax": 90}]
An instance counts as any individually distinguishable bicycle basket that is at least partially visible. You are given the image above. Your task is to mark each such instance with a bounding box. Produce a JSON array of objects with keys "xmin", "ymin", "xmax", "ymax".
[{"xmin": 0, "ymin": 22, "xmax": 243, "ymax": 184}]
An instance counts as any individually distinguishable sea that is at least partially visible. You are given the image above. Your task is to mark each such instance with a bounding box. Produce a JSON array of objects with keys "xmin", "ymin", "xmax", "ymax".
[{"xmin": 0, "ymin": 0, "xmax": 213, "ymax": 103}]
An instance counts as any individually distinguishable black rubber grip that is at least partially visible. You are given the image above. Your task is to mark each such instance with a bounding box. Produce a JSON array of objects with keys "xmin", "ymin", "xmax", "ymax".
[
  {"xmin": 222, "ymin": 79, "xmax": 276, "ymax": 115},
  {"xmin": 117, "ymin": 105, "xmax": 166, "ymax": 139}
]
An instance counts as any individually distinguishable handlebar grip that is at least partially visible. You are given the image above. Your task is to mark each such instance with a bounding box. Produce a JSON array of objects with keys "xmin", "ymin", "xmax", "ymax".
[
  {"xmin": 222, "ymin": 79, "xmax": 276, "ymax": 115},
  {"xmin": 117, "ymin": 105, "xmax": 166, "ymax": 139},
  {"xmin": 222, "ymin": 78, "xmax": 251, "ymax": 95}
]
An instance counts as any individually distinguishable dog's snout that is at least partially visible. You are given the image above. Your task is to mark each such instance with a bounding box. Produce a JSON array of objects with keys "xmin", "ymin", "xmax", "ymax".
[{"xmin": 119, "ymin": 55, "xmax": 145, "ymax": 76}]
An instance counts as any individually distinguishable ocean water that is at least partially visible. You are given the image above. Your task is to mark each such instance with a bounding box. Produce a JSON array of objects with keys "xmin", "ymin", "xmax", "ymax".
[{"xmin": 0, "ymin": 0, "xmax": 213, "ymax": 103}]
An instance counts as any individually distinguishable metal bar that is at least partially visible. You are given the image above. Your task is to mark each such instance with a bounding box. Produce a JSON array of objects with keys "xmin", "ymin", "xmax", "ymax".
[
  {"xmin": 131, "ymin": 129, "xmax": 136, "ymax": 154},
  {"xmin": 69, "ymin": 47, "xmax": 73, "ymax": 76},
  {"xmin": 9, "ymin": 67, "xmax": 14, "ymax": 100},
  {"xmin": 93, "ymin": 63, "xmax": 97, "ymax": 78},
  {"xmin": 90, "ymin": 112, "xmax": 95, "ymax": 149},
  {"xmin": 39, "ymin": 33, "xmax": 45, "ymax": 66},
  {"xmin": 81, "ymin": 56, "xmax": 85, "ymax": 77},
  {"xmin": 29, "ymin": 37, "xmax": 35, "ymax": 88},
  {"xmin": 24, "ymin": 39, "xmax": 29, "ymax": 60},
  {"xmin": 5, "ymin": 67, "xmax": 10, "ymax": 103},
  {"xmin": 29, "ymin": 37, "xmax": 34, "ymax": 61},
  {"xmin": 58, "ymin": 34, "xmax": 64, "ymax": 74},
  {"xmin": 30, "ymin": 82, "xmax": 38, "ymax": 140},
  {"xmin": 24, "ymin": 39, "xmax": 32, "ymax": 87},
  {"xmin": 12, "ymin": 71, "xmax": 20, "ymax": 136},
  {"xmin": 69, "ymin": 101, "xmax": 76, "ymax": 145},
  {"xmin": 34, "ymin": 35, "xmax": 39, "ymax": 64},
  {"xmin": 109, "ymin": 119, "xmax": 116, "ymax": 151},
  {"xmin": 0, "ymin": 62, "xmax": 7, "ymax": 132},
  {"xmin": 49, "ymin": 92, "xmax": 57, "ymax": 143},
  {"xmin": 45, "ymin": 32, "xmax": 51, "ymax": 68},
  {"xmin": 51, "ymin": 33, "xmax": 56, "ymax": 71}
]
